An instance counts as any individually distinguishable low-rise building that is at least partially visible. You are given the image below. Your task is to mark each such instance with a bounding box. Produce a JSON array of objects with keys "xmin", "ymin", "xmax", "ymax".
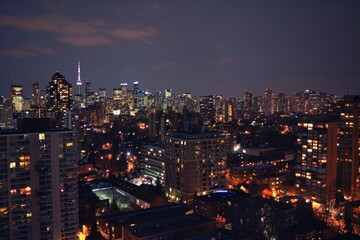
[
  {"xmin": 193, "ymin": 189, "xmax": 296, "ymax": 238},
  {"xmin": 98, "ymin": 203, "xmax": 215, "ymax": 240},
  {"xmin": 110, "ymin": 179, "xmax": 168, "ymax": 209}
]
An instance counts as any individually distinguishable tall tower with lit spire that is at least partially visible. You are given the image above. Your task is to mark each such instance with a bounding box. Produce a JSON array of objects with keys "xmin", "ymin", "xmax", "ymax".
[{"xmin": 76, "ymin": 60, "xmax": 82, "ymax": 95}]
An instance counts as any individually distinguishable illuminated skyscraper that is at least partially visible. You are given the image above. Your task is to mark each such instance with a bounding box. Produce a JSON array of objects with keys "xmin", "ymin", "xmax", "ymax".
[
  {"xmin": 165, "ymin": 89, "xmax": 172, "ymax": 99},
  {"xmin": 295, "ymin": 120, "xmax": 338, "ymax": 203},
  {"xmin": 148, "ymin": 108, "xmax": 158, "ymax": 137},
  {"xmin": 46, "ymin": 72, "xmax": 73, "ymax": 128},
  {"xmin": 0, "ymin": 97, "xmax": 13, "ymax": 126},
  {"xmin": 32, "ymin": 83, "xmax": 40, "ymax": 106},
  {"xmin": 199, "ymin": 95, "xmax": 216, "ymax": 126},
  {"xmin": 336, "ymin": 95, "xmax": 360, "ymax": 199},
  {"xmin": 224, "ymin": 98, "xmax": 237, "ymax": 123},
  {"xmin": 85, "ymin": 79, "xmax": 93, "ymax": 99},
  {"xmin": 11, "ymin": 84, "xmax": 23, "ymax": 112},
  {"xmin": 0, "ymin": 119, "xmax": 79, "ymax": 239},
  {"xmin": 263, "ymin": 89, "xmax": 275, "ymax": 115},
  {"xmin": 133, "ymin": 81, "xmax": 139, "ymax": 95},
  {"xmin": 99, "ymin": 88, "xmax": 106, "ymax": 100},
  {"xmin": 276, "ymin": 92, "xmax": 291, "ymax": 114},
  {"xmin": 253, "ymin": 95, "xmax": 262, "ymax": 113},
  {"xmin": 244, "ymin": 90, "xmax": 253, "ymax": 118}
]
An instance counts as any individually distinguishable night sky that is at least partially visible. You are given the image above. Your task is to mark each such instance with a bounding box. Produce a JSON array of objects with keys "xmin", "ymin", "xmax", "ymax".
[{"xmin": 1, "ymin": 1, "xmax": 360, "ymax": 98}]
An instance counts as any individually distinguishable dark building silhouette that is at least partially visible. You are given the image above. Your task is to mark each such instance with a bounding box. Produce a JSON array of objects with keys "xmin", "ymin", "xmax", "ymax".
[{"xmin": 46, "ymin": 72, "xmax": 73, "ymax": 128}]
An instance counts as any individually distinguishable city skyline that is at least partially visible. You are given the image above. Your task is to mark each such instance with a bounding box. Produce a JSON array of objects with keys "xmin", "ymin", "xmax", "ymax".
[{"xmin": 1, "ymin": 1, "xmax": 360, "ymax": 98}]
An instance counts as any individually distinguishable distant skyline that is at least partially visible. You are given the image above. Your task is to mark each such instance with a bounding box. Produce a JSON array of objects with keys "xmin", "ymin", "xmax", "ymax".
[{"xmin": 1, "ymin": 1, "xmax": 360, "ymax": 98}]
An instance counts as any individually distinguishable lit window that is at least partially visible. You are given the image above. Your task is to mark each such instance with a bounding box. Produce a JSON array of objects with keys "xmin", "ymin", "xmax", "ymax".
[
  {"xmin": 39, "ymin": 133, "xmax": 45, "ymax": 140},
  {"xmin": 66, "ymin": 142, "xmax": 73, "ymax": 147},
  {"xmin": 20, "ymin": 187, "xmax": 31, "ymax": 195},
  {"xmin": 10, "ymin": 162, "xmax": 16, "ymax": 168}
]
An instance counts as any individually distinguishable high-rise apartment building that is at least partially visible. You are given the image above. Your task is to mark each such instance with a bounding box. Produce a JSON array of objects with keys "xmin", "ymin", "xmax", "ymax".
[
  {"xmin": 0, "ymin": 98, "xmax": 13, "ymax": 126},
  {"xmin": 276, "ymin": 92, "xmax": 291, "ymax": 114},
  {"xmin": 224, "ymin": 98, "xmax": 237, "ymax": 123},
  {"xmin": 46, "ymin": 72, "xmax": 73, "ymax": 128},
  {"xmin": 336, "ymin": 96, "xmax": 360, "ymax": 199},
  {"xmin": 244, "ymin": 90, "xmax": 253, "ymax": 118},
  {"xmin": 164, "ymin": 130, "xmax": 227, "ymax": 204},
  {"xmin": 140, "ymin": 145, "xmax": 165, "ymax": 185},
  {"xmin": 214, "ymin": 95, "xmax": 224, "ymax": 123},
  {"xmin": 199, "ymin": 95, "xmax": 216, "ymax": 126},
  {"xmin": 253, "ymin": 95, "xmax": 262, "ymax": 113},
  {"xmin": 308, "ymin": 91, "xmax": 322, "ymax": 114},
  {"xmin": 0, "ymin": 118, "xmax": 79, "ymax": 240},
  {"xmin": 263, "ymin": 89, "xmax": 275, "ymax": 115},
  {"xmin": 295, "ymin": 120, "xmax": 338, "ymax": 203}
]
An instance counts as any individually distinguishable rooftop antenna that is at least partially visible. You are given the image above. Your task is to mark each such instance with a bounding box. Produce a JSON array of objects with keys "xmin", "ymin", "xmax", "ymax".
[{"xmin": 76, "ymin": 60, "xmax": 82, "ymax": 95}]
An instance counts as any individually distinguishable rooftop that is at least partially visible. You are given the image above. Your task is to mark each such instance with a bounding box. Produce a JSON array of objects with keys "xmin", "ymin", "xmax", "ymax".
[
  {"xmin": 167, "ymin": 131, "xmax": 224, "ymax": 140},
  {"xmin": 123, "ymin": 212, "xmax": 215, "ymax": 238},
  {"xmin": 110, "ymin": 178, "xmax": 165, "ymax": 203},
  {"xmin": 100, "ymin": 203, "xmax": 190, "ymax": 226},
  {"xmin": 195, "ymin": 189, "xmax": 250, "ymax": 203}
]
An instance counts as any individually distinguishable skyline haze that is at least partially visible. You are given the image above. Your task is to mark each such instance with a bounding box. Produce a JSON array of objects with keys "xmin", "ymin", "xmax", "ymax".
[{"xmin": 1, "ymin": 1, "xmax": 360, "ymax": 98}]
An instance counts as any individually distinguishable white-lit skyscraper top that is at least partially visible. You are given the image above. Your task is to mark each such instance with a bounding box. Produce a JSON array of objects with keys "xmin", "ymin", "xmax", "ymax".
[
  {"xmin": 76, "ymin": 60, "xmax": 82, "ymax": 86},
  {"xmin": 76, "ymin": 60, "xmax": 82, "ymax": 95}
]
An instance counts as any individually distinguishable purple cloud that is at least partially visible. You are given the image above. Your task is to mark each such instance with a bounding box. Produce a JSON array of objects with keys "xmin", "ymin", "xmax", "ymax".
[
  {"xmin": 109, "ymin": 25, "xmax": 160, "ymax": 44},
  {"xmin": 2, "ymin": 48, "xmax": 36, "ymax": 58}
]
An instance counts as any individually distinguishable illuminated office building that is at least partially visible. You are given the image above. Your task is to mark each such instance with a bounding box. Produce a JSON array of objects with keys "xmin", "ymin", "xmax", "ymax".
[
  {"xmin": 11, "ymin": 84, "xmax": 23, "ymax": 112},
  {"xmin": 85, "ymin": 79, "xmax": 93, "ymax": 99},
  {"xmin": 0, "ymin": 118, "xmax": 79, "ymax": 240},
  {"xmin": 165, "ymin": 89, "xmax": 172, "ymax": 99},
  {"xmin": 99, "ymin": 88, "xmax": 106, "ymax": 99},
  {"xmin": 46, "ymin": 72, "xmax": 73, "ymax": 128},
  {"xmin": 0, "ymin": 98, "xmax": 13, "ymax": 126}
]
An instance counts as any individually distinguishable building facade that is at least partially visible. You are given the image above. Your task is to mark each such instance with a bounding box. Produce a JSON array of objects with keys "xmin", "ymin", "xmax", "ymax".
[
  {"xmin": 295, "ymin": 121, "xmax": 338, "ymax": 203},
  {"xmin": 199, "ymin": 95, "xmax": 216, "ymax": 126},
  {"xmin": 140, "ymin": 145, "xmax": 165, "ymax": 185},
  {"xmin": 336, "ymin": 95, "xmax": 360, "ymax": 199},
  {"xmin": 0, "ymin": 119, "xmax": 79, "ymax": 240},
  {"xmin": 164, "ymin": 131, "xmax": 227, "ymax": 204}
]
